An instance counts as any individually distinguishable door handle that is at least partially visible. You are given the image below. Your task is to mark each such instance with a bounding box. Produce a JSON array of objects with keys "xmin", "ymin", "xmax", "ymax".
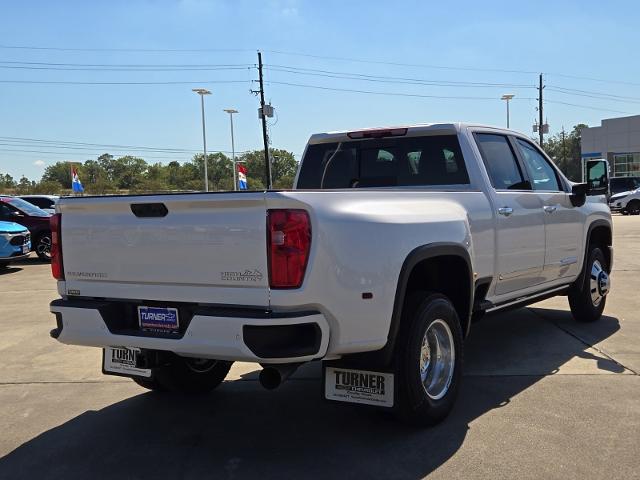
[
  {"xmin": 543, "ymin": 205, "xmax": 557, "ymax": 213},
  {"xmin": 498, "ymin": 207, "xmax": 513, "ymax": 217}
]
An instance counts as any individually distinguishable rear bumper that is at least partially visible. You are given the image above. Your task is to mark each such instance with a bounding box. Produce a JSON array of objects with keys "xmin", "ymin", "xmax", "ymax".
[{"xmin": 50, "ymin": 299, "xmax": 329, "ymax": 364}]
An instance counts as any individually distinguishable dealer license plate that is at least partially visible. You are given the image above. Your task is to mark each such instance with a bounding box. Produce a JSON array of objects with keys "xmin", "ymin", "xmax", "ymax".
[
  {"xmin": 22, "ymin": 245, "xmax": 29, "ymax": 254},
  {"xmin": 324, "ymin": 367, "xmax": 394, "ymax": 407},
  {"xmin": 138, "ymin": 306, "xmax": 179, "ymax": 332},
  {"xmin": 103, "ymin": 347, "xmax": 151, "ymax": 378}
]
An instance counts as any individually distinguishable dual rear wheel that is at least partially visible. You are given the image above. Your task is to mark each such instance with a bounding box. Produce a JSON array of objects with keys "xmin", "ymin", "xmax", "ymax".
[{"xmin": 133, "ymin": 355, "xmax": 233, "ymax": 394}]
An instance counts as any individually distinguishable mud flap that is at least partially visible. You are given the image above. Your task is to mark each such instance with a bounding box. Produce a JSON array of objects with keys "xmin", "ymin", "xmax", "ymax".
[{"xmin": 323, "ymin": 364, "xmax": 395, "ymax": 408}]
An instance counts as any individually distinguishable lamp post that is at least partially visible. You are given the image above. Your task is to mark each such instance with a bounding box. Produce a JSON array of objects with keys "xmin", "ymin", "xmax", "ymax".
[
  {"xmin": 224, "ymin": 109, "xmax": 238, "ymax": 190},
  {"xmin": 192, "ymin": 88, "xmax": 211, "ymax": 191},
  {"xmin": 501, "ymin": 94, "xmax": 515, "ymax": 128}
]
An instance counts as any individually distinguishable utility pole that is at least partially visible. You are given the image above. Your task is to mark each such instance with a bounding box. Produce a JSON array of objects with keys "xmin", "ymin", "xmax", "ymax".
[
  {"xmin": 257, "ymin": 51, "xmax": 272, "ymax": 189},
  {"xmin": 538, "ymin": 73, "xmax": 544, "ymax": 147},
  {"xmin": 561, "ymin": 126, "xmax": 566, "ymax": 165}
]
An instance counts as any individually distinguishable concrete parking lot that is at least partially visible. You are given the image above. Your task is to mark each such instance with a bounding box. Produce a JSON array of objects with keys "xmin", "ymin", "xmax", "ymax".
[{"xmin": 0, "ymin": 216, "xmax": 638, "ymax": 479}]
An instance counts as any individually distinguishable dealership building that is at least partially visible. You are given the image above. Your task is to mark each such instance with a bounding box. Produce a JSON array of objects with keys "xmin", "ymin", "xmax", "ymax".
[{"xmin": 581, "ymin": 115, "xmax": 640, "ymax": 178}]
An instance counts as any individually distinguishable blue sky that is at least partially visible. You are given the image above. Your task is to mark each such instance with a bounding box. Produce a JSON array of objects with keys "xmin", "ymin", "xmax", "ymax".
[{"xmin": 1, "ymin": 0, "xmax": 639, "ymax": 181}]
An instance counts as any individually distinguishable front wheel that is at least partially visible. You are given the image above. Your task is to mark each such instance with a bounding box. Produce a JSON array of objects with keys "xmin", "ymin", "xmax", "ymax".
[
  {"xmin": 568, "ymin": 246, "xmax": 609, "ymax": 322},
  {"xmin": 394, "ymin": 293, "xmax": 464, "ymax": 426},
  {"xmin": 137, "ymin": 355, "xmax": 233, "ymax": 394}
]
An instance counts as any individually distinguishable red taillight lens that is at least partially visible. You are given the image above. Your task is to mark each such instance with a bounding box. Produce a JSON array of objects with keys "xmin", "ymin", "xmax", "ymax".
[
  {"xmin": 267, "ymin": 209, "xmax": 311, "ymax": 289},
  {"xmin": 50, "ymin": 213, "xmax": 64, "ymax": 280}
]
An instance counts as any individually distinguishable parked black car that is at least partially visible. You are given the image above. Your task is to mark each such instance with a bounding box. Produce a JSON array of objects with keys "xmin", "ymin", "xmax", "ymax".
[{"xmin": 610, "ymin": 176, "xmax": 640, "ymax": 196}]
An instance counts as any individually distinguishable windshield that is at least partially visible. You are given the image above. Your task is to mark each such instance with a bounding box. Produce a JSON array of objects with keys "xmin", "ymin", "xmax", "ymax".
[
  {"xmin": 297, "ymin": 134, "xmax": 469, "ymax": 189},
  {"xmin": 6, "ymin": 197, "xmax": 51, "ymax": 217}
]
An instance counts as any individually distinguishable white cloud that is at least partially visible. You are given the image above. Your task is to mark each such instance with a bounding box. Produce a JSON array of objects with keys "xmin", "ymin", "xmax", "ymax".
[
  {"xmin": 281, "ymin": 6, "xmax": 298, "ymax": 16},
  {"xmin": 34, "ymin": 160, "xmax": 45, "ymax": 167}
]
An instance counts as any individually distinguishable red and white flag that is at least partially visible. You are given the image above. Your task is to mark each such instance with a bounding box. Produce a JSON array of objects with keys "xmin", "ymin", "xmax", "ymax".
[{"xmin": 238, "ymin": 165, "xmax": 247, "ymax": 190}]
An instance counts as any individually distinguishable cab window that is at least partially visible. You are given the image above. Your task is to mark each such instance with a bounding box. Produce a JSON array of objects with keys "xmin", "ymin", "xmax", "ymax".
[{"xmin": 515, "ymin": 138, "xmax": 562, "ymax": 191}]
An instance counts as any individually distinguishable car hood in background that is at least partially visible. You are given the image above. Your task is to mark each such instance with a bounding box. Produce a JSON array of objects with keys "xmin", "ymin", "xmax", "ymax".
[{"xmin": 0, "ymin": 221, "xmax": 30, "ymax": 234}]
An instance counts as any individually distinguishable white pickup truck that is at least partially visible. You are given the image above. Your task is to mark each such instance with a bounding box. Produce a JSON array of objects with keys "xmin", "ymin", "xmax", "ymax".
[{"xmin": 49, "ymin": 123, "xmax": 612, "ymax": 426}]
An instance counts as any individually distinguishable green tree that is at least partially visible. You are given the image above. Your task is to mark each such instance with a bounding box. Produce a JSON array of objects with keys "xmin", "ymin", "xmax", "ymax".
[
  {"xmin": 542, "ymin": 124, "xmax": 587, "ymax": 182},
  {"xmin": 15, "ymin": 176, "xmax": 35, "ymax": 194},
  {"xmin": 236, "ymin": 149, "xmax": 298, "ymax": 190},
  {"xmin": 42, "ymin": 162, "xmax": 73, "ymax": 189},
  {"xmin": 0, "ymin": 173, "xmax": 16, "ymax": 192},
  {"xmin": 191, "ymin": 153, "xmax": 234, "ymax": 191},
  {"xmin": 82, "ymin": 159, "xmax": 109, "ymax": 185},
  {"xmin": 31, "ymin": 180, "xmax": 62, "ymax": 194},
  {"xmin": 110, "ymin": 156, "xmax": 148, "ymax": 189},
  {"xmin": 130, "ymin": 162, "xmax": 170, "ymax": 193}
]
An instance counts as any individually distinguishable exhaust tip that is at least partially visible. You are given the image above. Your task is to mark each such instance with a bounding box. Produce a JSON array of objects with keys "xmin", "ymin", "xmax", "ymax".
[{"xmin": 259, "ymin": 367, "xmax": 282, "ymax": 390}]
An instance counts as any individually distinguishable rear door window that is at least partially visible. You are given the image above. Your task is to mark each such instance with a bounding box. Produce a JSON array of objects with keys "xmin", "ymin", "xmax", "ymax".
[
  {"xmin": 475, "ymin": 134, "xmax": 529, "ymax": 190},
  {"xmin": 297, "ymin": 134, "xmax": 470, "ymax": 189}
]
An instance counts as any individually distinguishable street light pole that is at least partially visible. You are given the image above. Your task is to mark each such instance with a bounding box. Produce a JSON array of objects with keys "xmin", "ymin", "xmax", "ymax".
[
  {"xmin": 224, "ymin": 109, "xmax": 238, "ymax": 191},
  {"xmin": 501, "ymin": 94, "xmax": 515, "ymax": 128},
  {"xmin": 193, "ymin": 88, "xmax": 212, "ymax": 191}
]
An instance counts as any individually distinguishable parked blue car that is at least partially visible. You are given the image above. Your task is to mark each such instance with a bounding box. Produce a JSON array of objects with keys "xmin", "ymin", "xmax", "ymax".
[{"xmin": 0, "ymin": 221, "xmax": 31, "ymax": 268}]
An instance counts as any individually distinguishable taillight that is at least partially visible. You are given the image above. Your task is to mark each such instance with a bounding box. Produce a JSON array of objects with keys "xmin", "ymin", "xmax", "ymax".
[
  {"xmin": 50, "ymin": 213, "xmax": 64, "ymax": 280},
  {"xmin": 267, "ymin": 209, "xmax": 311, "ymax": 289}
]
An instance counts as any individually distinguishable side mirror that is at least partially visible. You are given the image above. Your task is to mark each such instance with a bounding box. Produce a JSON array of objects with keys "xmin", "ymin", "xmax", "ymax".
[
  {"xmin": 10, "ymin": 211, "xmax": 24, "ymax": 218},
  {"xmin": 586, "ymin": 159, "xmax": 609, "ymax": 196},
  {"xmin": 570, "ymin": 183, "xmax": 587, "ymax": 207}
]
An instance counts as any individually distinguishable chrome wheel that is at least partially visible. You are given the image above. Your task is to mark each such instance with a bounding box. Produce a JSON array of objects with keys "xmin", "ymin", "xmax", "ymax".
[
  {"xmin": 590, "ymin": 259, "xmax": 609, "ymax": 307},
  {"xmin": 36, "ymin": 235, "xmax": 52, "ymax": 259},
  {"xmin": 419, "ymin": 318, "xmax": 455, "ymax": 400}
]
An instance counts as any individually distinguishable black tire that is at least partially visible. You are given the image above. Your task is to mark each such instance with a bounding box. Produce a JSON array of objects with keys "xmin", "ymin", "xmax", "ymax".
[
  {"xmin": 394, "ymin": 293, "xmax": 464, "ymax": 426},
  {"xmin": 152, "ymin": 355, "xmax": 233, "ymax": 394},
  {"xmin": 34, "ymin": 232, "xmax": 52, "ymax": 261},
  {"xmin": 627, "ymin": 200, "xmax": 640, "ymax": 215},
  {"xmin": 568, "ymin": 246, "xmax": 609, "ymax": 323},
  {"xmin": 133, "ymin": 376, "xmax": 166, "ymax": 392}
]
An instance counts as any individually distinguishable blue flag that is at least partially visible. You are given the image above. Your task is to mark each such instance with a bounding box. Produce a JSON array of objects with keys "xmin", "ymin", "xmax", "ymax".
[{"xmin": 71, "ymin": 166, "xmax": 84, "ymax": 193}]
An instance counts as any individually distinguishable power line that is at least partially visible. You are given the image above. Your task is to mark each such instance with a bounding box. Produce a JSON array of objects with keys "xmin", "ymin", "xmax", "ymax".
[
  {"xmin": 0, "ymin": 148, "xmax": 194, "ymax": 160},
  {"xmin": 0, "ymin": 137, "xmax": 200, "ymax": 153},
  {"xmin": 2, "ymin": 42, "xmax": 637, "ymax": 89},
  {"xmin": 0, "ymin": 44, "xmax": 254, "ymax": 53},
  {"xmin": 548, "ymin": 72, "xmax": 640, "ymax": 88},
  {"xmin": 265, "ymin": 49, "xmax": 539, "ymax": 75},
  {"xmin": 267, "ymin": 80, "xmax": 535, "ymax": 100},
  {"xmin": 0, "ymin": 65, "xmax": 253, "ymax": 72},
  {"xmin": 266, "ymin": 65, "xmax": 535, "ymax": 88},
  {"xmin": 0, "ymin": 141, "xmax": 200, "ymax": 155},
  {"xmin": 0, "ymin": 60, "xmax": 255, "ymax": 72},
  {"xmin": 544, "ymin": 99, "xmax": 631, "ymax": 114},
  {"xmin": 546, "ymin": 86, "xmax": 640, "ymax": 104},
  {"xmin": 0, "ymin": 136, "xmax": 249, "ymax": 155},
  {"xmin": 0, "ymin": 60, "xmax": 253, "ymax": 67},
  {"xmin": 0, "ymin": 136, "xmax": 208, "ymax": 153},
  {"xmin": 0, "ymin": 79, "xmax": 250, "ymax": 85},
  {"xmin": 0, "ymin": 147, "xmax": 249, "ymax": 159}
]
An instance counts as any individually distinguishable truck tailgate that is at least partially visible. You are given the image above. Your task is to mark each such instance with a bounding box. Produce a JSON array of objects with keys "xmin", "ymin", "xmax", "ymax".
[{"xmin": 58, "ymin": 193, "xmax": 270, "ymax": 306}]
